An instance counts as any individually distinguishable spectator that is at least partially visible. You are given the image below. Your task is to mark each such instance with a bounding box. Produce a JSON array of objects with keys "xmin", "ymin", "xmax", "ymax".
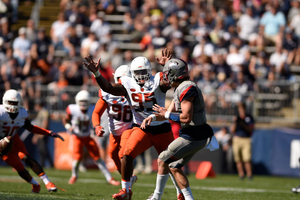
[
  {"xmin": 0, "ymin": 17, "xmax": 13, "ymax": 50},
  {"xmin": 192, "ymin": 35, "xmax": 214, "ymax": 59},
  {"xmin": 65, "ymin": 58, "xmax": 89, "ymax": 86},
  {"xmin": 90, "ymin": 11, "xmax": 111, "ymax": 44},
  {"xmin": 226, "ymin": 44, "xmax": 245, "ymax": 74},
  {"xmin": 64, "ymin": 2, "xmax": 86, "ymax": 26},
  {"xmin": 31, "ymin": 27, "xmax": 54, "ymax": 75},
  {"xmin": 0, "ymin": 0, "xmax": 13, "ymax": 24},
  {"xmin": 259, "ymin": 3, "xmax": 286, "ymax": 46},
  {"xmin": 282, "ymin": 27, "xmax": 299, "ymax": 66},
  {"xmin": 25, "ymin": 19, "xmax": 37, "ymax": 43},
  {"xmin": 13, "ymin": 27, "xmax": 31, "ymax": 68},
  {"xmin": 162, "ymin": 13, "xmax": 181, "ymax": 41},
  {"xmin": 230, "ymin": 102, "xmax": 255, "ymax": 180},
  {"xmin": 231, "ymin": 71, "xmax": 254, "ymax": 103},
  {"xmin": 1, "ymin": 47, "xmax": 22, "ymax": 91},
  {"xmin": 288, "ymin": 0, "xmax": 300, "ymax": 22},
  {"xmin": 80, "ymin": 32, "xmax": 100, "ymax": 57},
  {"xmin": 122, "ymin": 0, "xmax": 141, "ymax": 33},
  {"xmin": 248, "ymin": 51, "xmax": 271, "ymax": 81},
  {"xmin": 269, "ymin": 44, "xmax": 289, "ymax": 79},
  {"xmin": 22, "ymin": 56, "xmax": 43, "ymax": 99},
  {"xmin": 97, "ymin": 0, "xmax": 116, "ymax": 14},
  {"xmin": 237, "ymin": 7, "xmax": 259, "ymax": 44},
  {"xmin": 31, "ymin": 100, "xmax": 54, "ymax": 168},
  {"xmin": 290, "ymin": 10, "xmax": 300, "ymax": 40},
  {"xmin": 50, "ymin": 12, "xmax": 71, "ymax": 49}
]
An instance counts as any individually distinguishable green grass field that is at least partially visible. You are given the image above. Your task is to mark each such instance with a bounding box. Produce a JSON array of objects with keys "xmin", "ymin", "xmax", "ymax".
[{"xmin": 0, "ymin": 166, "xmax": 300, "ymax": 200}]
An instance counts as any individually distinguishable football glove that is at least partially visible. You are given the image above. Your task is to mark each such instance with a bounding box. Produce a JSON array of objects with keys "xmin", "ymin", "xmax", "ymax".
[
  {"xmin": 95, "ymin": 126, "xmax": 105, "ymax": 137},
  {"xmin": 49, "ymin": 131, "xmax": 65, "ymax": 141}
]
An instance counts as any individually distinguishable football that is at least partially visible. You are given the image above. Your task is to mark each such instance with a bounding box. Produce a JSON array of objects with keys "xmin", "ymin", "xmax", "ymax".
[{"xmin": 0, "ymin": 136, "xmax": 13, "ymax": 155}]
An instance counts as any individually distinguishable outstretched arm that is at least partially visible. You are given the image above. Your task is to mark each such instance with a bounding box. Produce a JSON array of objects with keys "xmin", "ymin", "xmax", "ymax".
[
  {"xmin": 23, "ymin": 119, "xmax": 64, "ymax": 141},
  {"xmin": 83, "ymin": 55, "xmax": 127, "ymax": 96}
]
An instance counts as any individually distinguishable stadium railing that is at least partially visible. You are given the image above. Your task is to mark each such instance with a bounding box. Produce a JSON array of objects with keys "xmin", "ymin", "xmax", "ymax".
[{"xmin": 32, "ymin": 80, "xmax": 300, "ymax": 124}]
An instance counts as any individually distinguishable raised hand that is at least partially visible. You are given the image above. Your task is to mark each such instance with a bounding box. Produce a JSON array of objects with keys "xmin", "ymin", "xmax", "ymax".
[
  {"xmin": 49, "ymin": 131, "xmax": 65, "ymax": 141},
  {"xmin": 155, "ymin": 48, "xmax": 172, "ymax": 66},
  {"xmin": 152, "ymin": 104, "xmax": 167, "ymax": 117},
  {"xmin": 83, "ymin": 55, "xmax": 101, "ymax": 74}
]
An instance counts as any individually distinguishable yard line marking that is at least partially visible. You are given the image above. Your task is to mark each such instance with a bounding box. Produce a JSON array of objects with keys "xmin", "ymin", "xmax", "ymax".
[{"xmin": 0, "ymin": 175, "xmax": 291, "ymax": 194}]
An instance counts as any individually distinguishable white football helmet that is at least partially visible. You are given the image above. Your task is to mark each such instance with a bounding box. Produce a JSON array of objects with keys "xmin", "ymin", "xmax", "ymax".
[
  {"xmin": 75, "ymin": 90, "xmax": 90, "ymax": 111},
  {"xmin": 130, "ymin": 56, "xmax": 151, "ymax": 84},
  {"xmin": 2, "ymin": 89, "xmax": 22, "ymax": 113},
  {"xmin": 113, "ymin": 65, "xmax": 131, "ymax": 83}
]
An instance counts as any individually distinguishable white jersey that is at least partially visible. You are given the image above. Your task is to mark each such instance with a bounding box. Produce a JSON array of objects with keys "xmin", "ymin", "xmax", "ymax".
[
  {"xmin": 100, "ymin": 90, "xmax": 132, "ymax": 136},
  {"xmin": 120, "ymin": 72, "xmax": 168, "ymax": 126},
  {"xmin": 0, "ymin": 105, "xmax": 28, "ymax": 138},
  {"xmin": 66, "ymin": 104, "xmax": 95, "ymax": 137}
]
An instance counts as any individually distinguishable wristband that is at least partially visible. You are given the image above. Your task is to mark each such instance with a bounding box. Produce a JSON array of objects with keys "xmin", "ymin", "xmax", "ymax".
[
  {"xmin": 164, "ymin": 111, "xmax": 170, "ymax": 119},
  {"xmin": 64, "ymin": 123, "xmax": 71, "ymax": 130},
  {"xmin": 169, "ymin": 113, "xmax": 181, "ymax": 122},
  {"xmin": 150, "ymin": 114, "xmax": 156, "ymax": 121},
  {"xmin": 93, "ymin": 70, "xmax": 101, "ymax": 78}
]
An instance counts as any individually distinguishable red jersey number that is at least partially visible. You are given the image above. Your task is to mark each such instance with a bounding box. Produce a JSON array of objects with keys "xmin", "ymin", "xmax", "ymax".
[
  {"xmin": 2, "ymin": 126, "xmax": 20, "ymax": 137},
  {"xmin": 131, "ymin": 92, "xmax": 157, "ymax": 112}
]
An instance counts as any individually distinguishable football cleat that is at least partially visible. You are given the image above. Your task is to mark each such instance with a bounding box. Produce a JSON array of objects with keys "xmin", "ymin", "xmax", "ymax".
[
  {"xmin": 112, "ymin": 188, "xmax": 132, "ymax": 200},
  {"xmin": 292, "ymin": 185, "xmax": 300, "ymax": 193},
  {"xmin": 108, "ymin": 177, "xmax": 120, "ymax": 186},
  {"xmin": 68, "ymin": 176, "xmax": 77, "ymax": 184},
  {"xmin": 130, "ymin": 175, "xmax": 137, "ymax": 187},
  {"xmin": 147, "ymin": 193, "xmax": 158, "ymax": 200},
  {"xmin": 46, "ymin": 182, "xmax": 57, "ymax": 192},
  {"xmin": 178, "ymin": 193, "xmax": 185, "ymax": 200},
  {"xmin": 31, "ymin": 183, "xmax": 40, "ymax": 193}
]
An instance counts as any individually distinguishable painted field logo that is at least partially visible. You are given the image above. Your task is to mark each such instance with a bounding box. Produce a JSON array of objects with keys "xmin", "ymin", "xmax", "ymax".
[{"xmin": 290, "ymin": 140, "xmax": 300, "ymax": 168}]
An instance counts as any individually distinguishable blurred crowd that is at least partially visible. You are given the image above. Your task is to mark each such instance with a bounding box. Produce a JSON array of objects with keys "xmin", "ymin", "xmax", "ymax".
[{"xmin": 0, "ymin": 0, "xmax": 300, "ymax": 113}]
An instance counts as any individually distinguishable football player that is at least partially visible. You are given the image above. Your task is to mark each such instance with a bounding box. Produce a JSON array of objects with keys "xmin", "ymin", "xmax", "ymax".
[
  {"xmin": 63, "ymin": 90, "xmax": 120, "ymax": 186},
  {"xmin": 141, "ymin": 58, "xmax": 217, "ymax": 200},
  {"xmin": 84, "ymin": 49, "xmax": 184, "ymax": 200},
  {"xmin": 92, "ymin": 65, "xmax": 137, "ymax": 187},
  {"xmin": 0, "ymin": 89, "xmax": 64, "ymax": 193}
]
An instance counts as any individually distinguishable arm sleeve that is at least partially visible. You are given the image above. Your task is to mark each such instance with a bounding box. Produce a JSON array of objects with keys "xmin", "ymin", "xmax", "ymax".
[
  {"xmin": 92, "ymin": 98, "xmax": 108, "ymax": 127},
  {"xmin": 23, "ymin": 119, "xmax": 51, "ymax": 135},
  {"xmin": 179, "ymin": 85, "xmax": 198, "ymax": 102}
]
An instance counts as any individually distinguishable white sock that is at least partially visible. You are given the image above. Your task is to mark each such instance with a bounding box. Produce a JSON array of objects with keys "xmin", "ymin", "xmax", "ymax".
[
  {"xmin": 39, "ymin": 173, "xmax": 50, "ymax": 185},
  {"xmin": 152, "ymin": 174, "xmax": 169, "ymax": 200},
  {"xmin": 29, "ymin": 177, "xmax": 39, "ymax": 185},
  {"xmin": 121, "ymin": 180, "xmax": 131, "ymax": 193},
  {"xmin": 182, "ymin": 187, "xmax": 194, "ymax": 200},
  {"xmin": 95, "ymin": 159, "xmax": 112, "ymax": 181},
  {"xmin": 72, "ymin": 160, "xmax": 80, "ymax": 177},
  {"xmin": 169, "ymin": 172, "xmax": 182, "ymax": 195}
]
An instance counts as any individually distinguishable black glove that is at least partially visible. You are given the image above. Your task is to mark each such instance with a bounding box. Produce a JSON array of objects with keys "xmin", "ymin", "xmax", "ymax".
[{"xmin": 49, "ymin": 131, "xmax": 65, "ymax": 141}]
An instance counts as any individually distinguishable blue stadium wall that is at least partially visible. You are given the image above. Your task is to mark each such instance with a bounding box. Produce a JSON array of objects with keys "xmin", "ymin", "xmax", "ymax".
[{"xmin": 1, "ymin": 122, "xmax": 300, "ymax": 177}]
